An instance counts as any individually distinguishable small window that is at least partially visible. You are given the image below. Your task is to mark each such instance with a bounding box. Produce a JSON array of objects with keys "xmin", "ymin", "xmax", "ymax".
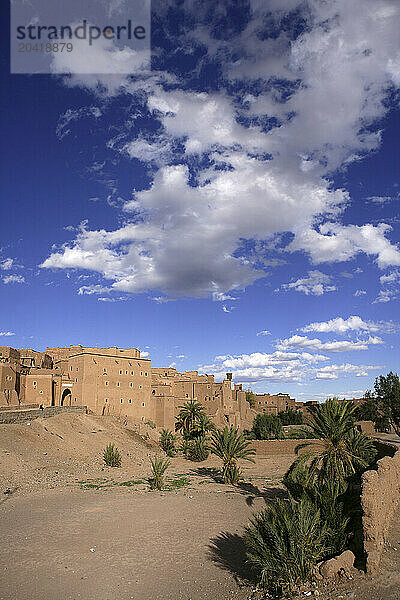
[
  {"xmin": 125, "ymin": 370, "xmax": 128, "ymax": 375},
  {"xmin": 70, "ymin": 366, "xmax": 73, "ymax": 371},
  {"xmin": 119, "ymin": 370, "xmax": 122, "ymax": 375},
  {"xmin": 130, "ymin": 370, "xmax": 134, "ymax": 375},
  {"xmin": 140, "ymin": 371, "xmax": 143, "ymax": 376},
  {"xmin": 128, "ymin": 399, "xmax": 132, "ymax": 404},
  {"xmin": 130, "ymin": 382, "xmax": 133, "ymax": 388},
  {"xmin": 74, "ymin": 397, "xmax": 77, "ymax": 402},
  {"xmin": 117, "ymin": 382, "xmax": 120, "ymax": 387},
  {"xmin": 120, "ymin": 398, "xmax": 123, "ymax": 403},
  {"xmin": 186, "ymin": 393, "xmax": 189, "ymax": 398},
  {"xmin": 105, "ymin": 398, "xmax": 108, "ymax": 403},
  {"xmin": 142, "ymin": 402, "xmax": 145, "ymax": 407},
  {"xmin": 33, "ymin": 381, "xmax": 37, "ymax": 388},
  {"xmin": 152, "ymin": 389, "xmax": 155, "ymax": 395},
  {"xmin": 105, "ymin": 381, "xmax": 109, "ymax": 387},
  {"xmin": 39, "ymin": 390, "xmax": 43, "ymax": 394},
  {"xmin": 139, "ymin": 385, "xmax": 142, "ymax": 389},
  {"xmin": 75, "ymin": 378, "xmax": 78, "ymax": 382}
]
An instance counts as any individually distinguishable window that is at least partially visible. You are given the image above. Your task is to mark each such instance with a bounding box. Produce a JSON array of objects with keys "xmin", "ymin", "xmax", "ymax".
[
  {"xmin": 119, "ymin": 370, "xmax": 122, "ymax": 375},
  {"xmin": 75, "ymin": 378, "xmax": 78, "ymax": 382},
  {"xmin": 33, "ymin": 381, "xmax": 37, "ymax": 389},
  {"xmin": 128, "ymin": 399, "xmax": 132, "ymax": 404},
  {"xmin": 140, "ymin": 371, "xmax": 143, "ymax": 376},
  {"xmin": 144, "ymin": 372, "xmax": 148, "ymax": 376},
  {"xmin": 120, "ymin": 398, "xmax": 123, "ymax": 403},
  {"xmin": 142, "ymin": 402, "xmax": 145, "ymax": 407},
  {"xmin": 186, "ymin": 393, "xmax": 189, "ymax": 398},
  {"xmin": 130, "ymin": 382, "xmax": 134, "ymax": 388},
  {"xmin": 105, "ymin": 381, "xmax": 109, "ymax": 387},
  {"xmin": 39, "ymin": 390, "xmax": 43, "ymax": 394},
  {"xmin": 70, "ymin": 366, "xmax": 73, "ymax": 371},
  {"xmin": 130, "ymin": 370, "xmax": 134, "ymax": 375},
  {"xmin": 117, "ymin": 382, "xmax": 120, "ymax": 387},
  {"xmin": 139, "ymin": 385, "xmax": 142, "ymax": 389},
  {"xmin": 105, "ymin": 398, "xmax": 108, "ymax": 403},
  {"xmin": 125, "ymin": 370, "xmax": 128, "ymax": 375},
  {"xmin": 152, "ymin": 389, "xmax": 155, "ymax": 395}
]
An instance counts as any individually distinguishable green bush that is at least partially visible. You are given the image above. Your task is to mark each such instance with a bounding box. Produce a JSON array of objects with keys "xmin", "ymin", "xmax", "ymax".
[
  {"xmin": 252, "ymin": 413, "xmax": 284, "ymax": 440},
  {"xmin": 103, "ymin": 442, "xmax": 122, "ymax": 467},
  {"xmin": 160, "ymin": 428, "xmax": 177, "ymax": 457},
  {"xmin": 210, "ymin": 425, "xmax": 255, "ymax": 484},
  {"xmin": 186, "ymin": 436, "xmax": 210, "ymax": 462},
  {"xmin": 149, "ymin": 455, "xmax": 170, "ymax": 490},
  {"xmin": 278, "ymin": 409, "xmax": 303, "ymax": 425},
  {"xmin": 246, "ymin": 494, "xmax": 330, "ymax": 595},
  {"xmin": 144, "ymin": 419, "xmax": 156, "ymax": 429}
]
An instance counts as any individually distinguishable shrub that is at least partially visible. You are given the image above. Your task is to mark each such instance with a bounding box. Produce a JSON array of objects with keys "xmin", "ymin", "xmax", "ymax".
[
  {"xmin": 186, "ymin": 436, "xmax": 210, "ymax": 461},
  {"xmin": 103, "ymin": 442, "xmax": 122, "ymax": 467},
  {"xmin": 144, "ymin": 419, "xmax": 156, "ymax": 429},
  {"xmin": 160, "ymin": 428, "xmax": 177, "ymax": 457},
  {"xmin": 246, "ymin": 494, "xmax": 330, "ymax": 595},
  {"xmin": 278, "ymin": 409, "xmax": 303, "ymax": 425},
  {"xmin": 252, "ymin": 413, "xmax": 284, "ymax": 440},
  {"xmin": 210, "ymin": 425, "xmax": 255, "ymax": 484},
  {"xmin": 149, "ymin": 455, "xmax": 170, "ymax": 490}
]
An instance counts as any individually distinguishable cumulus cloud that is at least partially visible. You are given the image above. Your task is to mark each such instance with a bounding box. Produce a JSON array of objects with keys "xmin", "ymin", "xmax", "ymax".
[
  {"xmin": 279, "ymin": 270, "xmax": 337, "ymax": 296},
  {"xmin": 78, "ymin": 285, "xmax": 111, "ymax": 295},
  {"xmin": 316, "ymin": 363, "xmax": 381, "ymax": 380},
  {"xmin": 277, "ymin": 334, "xmax": 383, "ymax": 353},
  {"xmin": 41, "ymin": 0, "xmax": 400, "ymax": 298},
  {"xmin": 374, "ymin": 269, "xmax": 400, "ymax": 303},
  {"xmin": 0, "ymin": 331, "xmax": 15, "ymax": 337},
  {"xmin": 301, "ymin": 316, "xmax": 380, "ymax": 334},
  {"xmin": 257, "ymin": 330, "xmax": 271, "ymax": 337}
]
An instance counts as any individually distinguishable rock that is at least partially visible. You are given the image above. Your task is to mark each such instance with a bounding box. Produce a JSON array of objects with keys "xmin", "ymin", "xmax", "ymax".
[{"xmin": 319, "ymin": 550, "xmax": 355, "ymax": 579}]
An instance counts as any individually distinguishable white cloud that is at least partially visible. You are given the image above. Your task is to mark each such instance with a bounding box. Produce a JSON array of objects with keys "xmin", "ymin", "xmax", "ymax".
[
  {"xmin": 277, "ymin": 334, "xmax": 383, "ymax": 353},
  {"xmin": 354, "ymin": 289, "xmax": 367, "ymax": 297},
  {"xmin": 41, "ymin": 0, "xmax": 400, "ymax": 298},
  {"xmin": 222, "ymin": 305, "xmax": 234, "ymax": 313},
  {"xmin": 301, "ymin": 316, "xmax": 380, "ymax": 334},
  {"xmin": 367, "ymin": 195, "xmax": 393, "ymax": 204},
  {"xmin": 0, "ymin": 258, "xmax": 14, "ymax": 270},
  {"xmin": 279, "ymin": 270, "xmax": 337, "ymax": 296},
  {"xmin": 316, "ymin": 363, "xmax": 381, "ymax": 380},
  {"xmin": 256, "ymin": 330, "xmax": 271, "ymax": 336},
  {"xmin": 0, "ymin": 331, "xmax": 15, "ymax": 337},
  {"xmin": 97, "ymin": 296, "xmax": 128, "ymax": 302},
  {"xmin": 141, "ymin": 351, "xmax": 149, "ymax": 358},
  {"xmin": 374, "ymin": 269, "xmax": 399, "ymax": 303},
  {"xmin": 78, "ymin": 285, "xmax": 111, "ymax": 295},
  {"xmin": 3, "ymin": 275, "xmax": 25, "ymax": 284}
]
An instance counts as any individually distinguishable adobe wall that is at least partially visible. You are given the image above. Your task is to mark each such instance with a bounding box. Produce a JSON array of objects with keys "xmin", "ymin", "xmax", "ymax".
[
  {"xmin": 250, "ymin": 439, "xmax": 319, "ymax": 455},
  {"xmin": 361, "ymin": 442, "xmax": 400, "ymax": 573},
  {"xmin": 0, "ymin": 405, "xmax": 87, "ymax": 424}
]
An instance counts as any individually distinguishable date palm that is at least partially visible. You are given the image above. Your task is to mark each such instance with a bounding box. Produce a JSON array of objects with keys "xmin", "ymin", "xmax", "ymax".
[
  {"xmin": 294, "ymin": 397, "xmax": 376, "ymax": 487},
  {"xmin": 210, "ymin": 425, "xmax": 255, "ymax": 484},
  {"xmin": 175, "ymin": 399, "xmax": 206, "ymax": 438}
]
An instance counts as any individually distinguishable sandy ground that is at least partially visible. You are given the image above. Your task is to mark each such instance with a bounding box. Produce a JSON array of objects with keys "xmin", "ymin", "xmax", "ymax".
[
  {"xmin": 0, "ymin": 413, "xmax": 292, "ymax": 600},
  {"xmin": 0, "ymin": 414, "xmax": 399, "ymax": 600}
]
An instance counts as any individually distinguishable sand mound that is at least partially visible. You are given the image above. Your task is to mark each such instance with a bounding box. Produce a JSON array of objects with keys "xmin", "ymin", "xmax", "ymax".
[{"xmin": 0, "ymin": 413, "xmax": 159, "ymax": 495}]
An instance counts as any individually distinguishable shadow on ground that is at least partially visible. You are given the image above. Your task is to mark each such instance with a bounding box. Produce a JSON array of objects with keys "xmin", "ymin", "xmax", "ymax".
[
  {"xmin": 208, "ymin": 531, "xmax": 255, "ymax": 585},
  {"xmin": 192, "ymin": 466, "xmax": 287, "ymax": 506}
]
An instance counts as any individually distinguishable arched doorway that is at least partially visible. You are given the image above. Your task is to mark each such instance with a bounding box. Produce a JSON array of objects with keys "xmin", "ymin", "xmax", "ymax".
[{"xmin": 61, "ymin": 388, "xmax": 72, "ymax": 406}]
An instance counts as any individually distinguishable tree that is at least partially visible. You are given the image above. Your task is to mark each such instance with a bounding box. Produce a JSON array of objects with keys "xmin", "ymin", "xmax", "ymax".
[
  {"xmin": 210, "ymin": 425, "xmax": 255, "ymax": 484},
  {"xmin": 245, "ymin": 389, "xmax": 256, "ymax": 408},
  {"xmin": 175, "ymin": 399, "xmax": 206, "ymax": 439},
  {"xmin": 367, "ymin": 372, "xmax": 400, "ymax": 436},
  {"xmin": 252, "ymin": 413, "xmax": 283, "ymax": 440},
  {"xmin": 354, "ymin": 395, "xmax": 379, "ymax": 423},
  {"xmin": 278, "ymin": 409, "xmax": 303, "ymax": 425},
  {"xmin": 160, "ymin": 428, "xmax": 177, "ymax": 457},
  {"xmin": 293, "ymin": 397, "xmax": 376, "ymax": 488}
]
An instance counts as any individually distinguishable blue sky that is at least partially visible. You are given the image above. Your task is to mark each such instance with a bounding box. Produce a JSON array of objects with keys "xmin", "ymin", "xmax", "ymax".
[{"xmin": 1, "ymin": 0, "xmax": 399, "ymax": 401}]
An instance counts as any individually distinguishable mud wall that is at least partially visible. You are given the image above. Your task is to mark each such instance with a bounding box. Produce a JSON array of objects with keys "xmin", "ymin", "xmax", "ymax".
[
  {"xmin": 361, "ymin": 442, "xmax": 400, "ymax": 573},
  {"xmin": 0, "ymin": 405, "xmax": 87, "ymax": 424},
  {"xmin": 250, "ymin": 439, "xmax": 319, "ymax": 455}
]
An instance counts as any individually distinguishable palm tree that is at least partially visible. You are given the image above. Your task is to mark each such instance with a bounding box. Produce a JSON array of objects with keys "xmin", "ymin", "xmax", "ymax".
[
  {"xmin": 175, "ymin": 399, "xmax": 206, "ymax": 438},
  {"xmin": 191, "ymin": 412, "xmax": 215, "ymax": 438},
  {"xmin": 294, "ymin": 397, "xmax": 376, "ymax": 487},
  {"xmin": 210, "ymin": 425, "xmax": 255, "ymax": 484}
]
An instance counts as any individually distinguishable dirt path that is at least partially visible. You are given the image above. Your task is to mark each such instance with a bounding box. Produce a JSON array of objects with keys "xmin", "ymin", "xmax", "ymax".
[{"xmin": 0, "ymin": 485, "xmax": 265, "ymax": 600}]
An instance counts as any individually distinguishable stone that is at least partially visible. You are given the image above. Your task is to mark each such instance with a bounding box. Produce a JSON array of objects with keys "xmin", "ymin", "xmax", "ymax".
[{"xmin": 319, "ymin": 550, "xmax": 355, "ymax": 579}]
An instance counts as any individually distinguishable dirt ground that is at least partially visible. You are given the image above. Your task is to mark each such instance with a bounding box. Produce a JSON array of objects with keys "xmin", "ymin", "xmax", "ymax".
[{"xmin": 0, "ymin": 414, "xmax": 399, "ymax": 600}]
